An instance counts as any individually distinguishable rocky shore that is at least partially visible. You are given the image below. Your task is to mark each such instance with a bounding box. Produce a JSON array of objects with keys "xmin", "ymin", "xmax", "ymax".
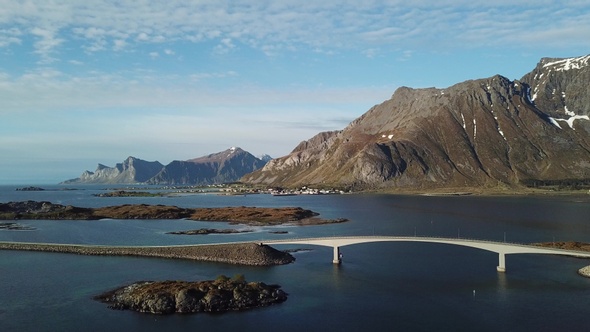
[
  {"xmin": 94, "ymin": 275, "xmax": 288, "ymax": 314},
  {"xmin": 578, "ymin": 266, "xmax": 590, "ymax": 278},
  {"xmin": 0, "ymin": 242, "xmax": 295, "ymax": 266},
  {"xmin": 533, "ymin": 241, "xmax": 590, "ymax": 252},
  {"xmin": 533, "ymin": 241, "xmax": 590, "ymax": 278},
  {"xmin": 0, "ymin": 201, "xmax": 348, "ymax": 226}
]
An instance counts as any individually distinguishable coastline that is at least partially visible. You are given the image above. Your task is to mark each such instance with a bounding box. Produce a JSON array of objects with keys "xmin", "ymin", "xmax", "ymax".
[{"xmin": 0, "ymin": 241, "xmax": 294, "ymax": 266}]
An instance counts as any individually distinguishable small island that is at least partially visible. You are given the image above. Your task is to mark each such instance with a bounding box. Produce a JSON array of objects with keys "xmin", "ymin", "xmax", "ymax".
[
  {"xmin": 94, "ymin": 274, "xmax": 287, "ymax": 314},
  {"xmin": 93, "ymin": 190, "xmax": 165, "ymax": 197},
  {"xmin": 167, "ymin": 228, "xmax": 253, "ymax": 235},
  {"xmin": 0, "ymin": 222, "xmax": 36, "ymax": 231},
  {"xmin": 15, "ymin": 186, "xmax": 45, "ymax": 191}
]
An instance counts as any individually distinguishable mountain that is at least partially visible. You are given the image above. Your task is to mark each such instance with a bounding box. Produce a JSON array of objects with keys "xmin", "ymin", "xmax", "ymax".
[
  {"xmin": 61, "ymin": 157, "xmax": 164, "ymax": 184},
  {"xmin": 62, "ymin": 148, "xmax": 269, "ymax": 185},
  {"xmin": 146, "ymin": 147, "xmax": 268, "ymax": 185},
  {"xmin": 242, "ymin": 54, "xmax": 590, "ymax": 191},
  {"xmin": 258, "ymin": 154, "xmax": 273, "ymax": 163}
]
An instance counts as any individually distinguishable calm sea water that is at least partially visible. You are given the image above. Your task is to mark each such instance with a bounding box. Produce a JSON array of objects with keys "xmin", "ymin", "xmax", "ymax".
[{"xmin": 1, "ymin": 185, "xmax": 590, "ymax": 331}]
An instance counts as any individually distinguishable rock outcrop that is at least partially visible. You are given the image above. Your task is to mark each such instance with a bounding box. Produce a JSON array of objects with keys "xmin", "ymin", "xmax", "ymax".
[
  {"xmin": 94, "ymin": 276, "xmax": 288, "ymax": 314},
  {"xmin": 242, "ymin": 54, "xmax": 590, "ymax": 191}
]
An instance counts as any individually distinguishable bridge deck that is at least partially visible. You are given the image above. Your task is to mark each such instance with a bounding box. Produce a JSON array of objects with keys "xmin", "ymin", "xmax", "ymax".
[{"xmin": 262, "ymin": 236, "xmax": 590, "ymax": 271}]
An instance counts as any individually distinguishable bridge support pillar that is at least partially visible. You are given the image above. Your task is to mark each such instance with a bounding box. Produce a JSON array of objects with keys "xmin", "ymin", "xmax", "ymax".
[
  {"xmin": 333, "ymin": 246, "xmax": 341, "ymax": 264},
  {"xmin": 497, "ymin": 253, "xmax": 506, "ymax": 272}
]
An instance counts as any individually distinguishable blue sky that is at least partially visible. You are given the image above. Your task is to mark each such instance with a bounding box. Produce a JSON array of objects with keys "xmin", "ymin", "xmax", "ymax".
[{"xmin": 1, "ymin": 1, "xmax": 589, "ymax": 184}]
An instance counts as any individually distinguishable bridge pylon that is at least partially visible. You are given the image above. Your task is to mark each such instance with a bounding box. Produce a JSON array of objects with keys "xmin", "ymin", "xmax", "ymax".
[
  {"xmin": 497, "ymin": 253, "xmax": 506, "ymax": 272},
  {"xmin": 333, "ymin": 246, "xmax": 341, "ymax": 264}
]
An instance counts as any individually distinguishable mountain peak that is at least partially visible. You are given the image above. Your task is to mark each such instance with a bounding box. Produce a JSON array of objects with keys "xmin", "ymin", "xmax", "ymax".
[
  {"xmin": 149, "ymin": 148, "xmax": 267, "ymax": 185},
  {"xmin": 540, "ymin": 54, "xmax": 590, "ymax": 72}
]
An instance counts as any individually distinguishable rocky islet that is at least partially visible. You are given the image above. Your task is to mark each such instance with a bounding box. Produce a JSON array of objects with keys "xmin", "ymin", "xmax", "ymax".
[{"xmin": 94, "ymin": 275, "xmax": 288, "ymax": 315}]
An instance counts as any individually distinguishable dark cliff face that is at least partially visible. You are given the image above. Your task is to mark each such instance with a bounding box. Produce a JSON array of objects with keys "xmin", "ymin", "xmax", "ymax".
[
  {"xmin": 148, "ymin": 147, "xmax": 268, "ymax": 185},
  {"xmin": 242, "ymin": 55, "xmax": 590, "ymax": 190}
]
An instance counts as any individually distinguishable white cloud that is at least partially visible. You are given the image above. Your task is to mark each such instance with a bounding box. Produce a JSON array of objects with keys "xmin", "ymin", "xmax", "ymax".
[{"xmin": 213, "ymin": 38, "xmax": 236, "ymax": 54}]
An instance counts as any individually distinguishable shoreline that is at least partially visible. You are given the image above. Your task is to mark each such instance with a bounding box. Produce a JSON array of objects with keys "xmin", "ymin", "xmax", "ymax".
[
  {"xmin": 578, "ymin": 266, "xmax": 590, "ymax": 278},
  {"xmin": 369, "ymin": 187, "xmax": 590, "ymax": 197},
  {"xmin": 0, "ymin": 241, "xmax": 294, "ymax": 266}
]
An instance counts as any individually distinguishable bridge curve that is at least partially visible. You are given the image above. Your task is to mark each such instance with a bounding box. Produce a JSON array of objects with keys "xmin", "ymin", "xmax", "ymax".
[{"xmin": 262, "ymin": 236, "xmax": 590, "ymax": 272}]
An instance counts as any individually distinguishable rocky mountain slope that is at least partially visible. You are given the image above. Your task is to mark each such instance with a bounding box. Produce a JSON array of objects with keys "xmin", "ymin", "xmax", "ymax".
[
  {"xmin": 63, "ymin": 147, "xmax": 269, "ymax": 185},
  {"xmin": 242, "ymin": 54, "xmax": 590, "ymax": 191}
]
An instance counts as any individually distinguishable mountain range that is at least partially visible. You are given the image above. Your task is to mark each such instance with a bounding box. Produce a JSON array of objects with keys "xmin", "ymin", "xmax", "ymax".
[
  {"xmin": 62, "ymin": 147, "xmax": 269, "ymax": 185},
  {"xmin": 242, "ymin": 54, "xmax": 590, "ymax": 192}
]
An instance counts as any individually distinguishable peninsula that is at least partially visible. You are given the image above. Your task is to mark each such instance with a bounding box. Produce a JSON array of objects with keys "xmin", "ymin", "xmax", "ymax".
[
  {"xmin": 0, "ymin": 201, "xmax": 348, "ymax": 226},
  {"xmin": 0, "ymin": 242, "xmax": 295, "ymax": 266}
]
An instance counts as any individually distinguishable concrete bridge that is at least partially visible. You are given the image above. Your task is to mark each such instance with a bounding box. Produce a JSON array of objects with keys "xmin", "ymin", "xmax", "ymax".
[{"xmin": 262, "ymin": 236, "xmax": 590, "ymax": 272}]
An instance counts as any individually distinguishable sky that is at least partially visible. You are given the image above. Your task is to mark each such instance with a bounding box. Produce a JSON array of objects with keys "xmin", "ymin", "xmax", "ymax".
[{"xmin": 1, "ymin": 1, "xmax": 589, "ymax": 184}]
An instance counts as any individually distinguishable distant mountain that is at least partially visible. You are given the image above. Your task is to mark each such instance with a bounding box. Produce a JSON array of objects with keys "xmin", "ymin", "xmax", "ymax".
[
  {"xmin": 242, "ymin": 54, "xmax": 590, "ymax": 191},
  {"xmin": 147, "ymin": 147, "xmax": 267, "ymax": 185},
  {"xmin": 258, "ymin": 154, "xmax": 273, "ymax": 163},
  {"xmin": 61, "ymin": 157, "xmax": 164, "ymax": 184},
  {"xmin": 62, "ymin": 147, "xmax": 269, "ymax": 185}
]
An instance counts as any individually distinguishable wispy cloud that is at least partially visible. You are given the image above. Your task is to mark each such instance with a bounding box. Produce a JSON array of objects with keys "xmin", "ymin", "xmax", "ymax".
[
  {"xmin": 1, "ymin": 1, "xmax": 588, "ymax": 61},
  {"xmin": 0, "ymin": 27, "xmax": 22, "ymax": 47},
  {"xmin": 30, "ymin": 27, "xmax": 63, "ymax": 63},
  {"xmin": 0, "ymin": 67, "xmax": 391, "ymax": 113}
]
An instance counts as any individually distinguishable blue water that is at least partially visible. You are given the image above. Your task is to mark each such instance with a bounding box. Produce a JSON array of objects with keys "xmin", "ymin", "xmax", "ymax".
[{"xmin": 1, "ymin": 185, "xmax": 590, "ymax": 331}]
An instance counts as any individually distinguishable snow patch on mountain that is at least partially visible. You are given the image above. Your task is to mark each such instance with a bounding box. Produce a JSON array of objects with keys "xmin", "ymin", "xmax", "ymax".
[{"xmin": 549, "ymin": 114, "xmax": 590, "ymax": 130}]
